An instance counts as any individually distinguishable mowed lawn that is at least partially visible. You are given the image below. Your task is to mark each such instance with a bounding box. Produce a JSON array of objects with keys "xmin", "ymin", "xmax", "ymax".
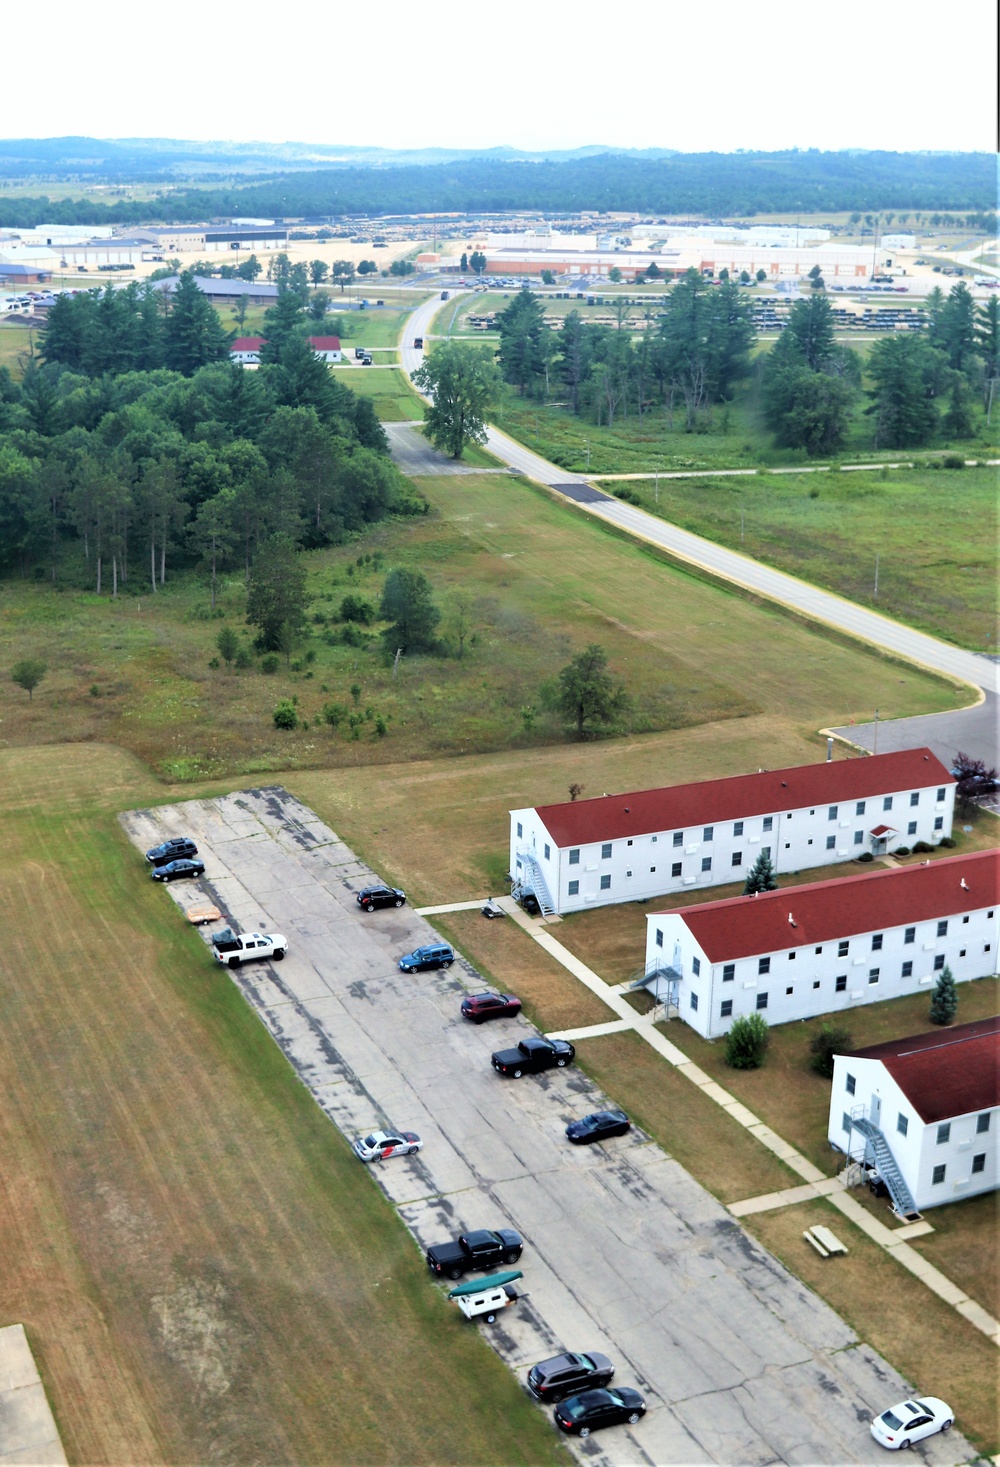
[
  {"xmin": 0, "ymin": 745, "xmax": 565, "ymax": 1467},
  {"xmin": 334, "ymin": 364, "xmax": 425, "ymax": 420}
]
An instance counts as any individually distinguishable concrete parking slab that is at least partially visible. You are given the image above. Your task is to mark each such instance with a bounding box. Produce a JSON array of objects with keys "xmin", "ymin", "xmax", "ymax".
[
  {"xmin": 0, "ymin": 1324, "xmax": 67, "ymax": 1466},
  {"xmin": 120, "ymin": 788, "xmax": 976, "ymax": 1466}
]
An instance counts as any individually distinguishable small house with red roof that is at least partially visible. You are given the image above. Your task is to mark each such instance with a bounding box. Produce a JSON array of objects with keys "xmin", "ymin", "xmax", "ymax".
[
  {"xmin": 644, "ymin": 849, "xmax": 999, "ymax": 1037},
  {"xmin": 308, "ymin": 335, "xmax": 342, "ymax": 363},
  {"xmin": 229, "ymin": 334, "xmax": 341, "ymax": 367},
  {"xmin": 509, "ymin": 748, "xmax": 954, "ymax": 915},
  {"xmin": 829, "ymin": 1016, "xmax": 999, "ymax": 1211}
]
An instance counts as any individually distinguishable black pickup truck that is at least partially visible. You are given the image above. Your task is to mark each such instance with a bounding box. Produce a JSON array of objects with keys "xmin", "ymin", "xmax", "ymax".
[
  {"xmin": 491, "ymin": 1036, "xmax": 575, "ymax": 1078},
  {"xmin": 425, "ymin": 1227, "xmax": 523, "ymax": 1280}
]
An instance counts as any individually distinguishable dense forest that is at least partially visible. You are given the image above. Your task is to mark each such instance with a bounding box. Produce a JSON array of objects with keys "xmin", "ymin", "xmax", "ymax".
[
  {"xmin": 0, "ymin": 271, "xmax": 420, "ymax": 604},
  {"xmin": 0, "ymin": 150, "xmax": 994, "ymax": 227}
]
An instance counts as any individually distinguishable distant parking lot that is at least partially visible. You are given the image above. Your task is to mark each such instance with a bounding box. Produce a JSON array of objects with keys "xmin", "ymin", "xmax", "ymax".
[{"xmin": 121, "ymin": 787, "xmax": 973, "ymax": 1467}]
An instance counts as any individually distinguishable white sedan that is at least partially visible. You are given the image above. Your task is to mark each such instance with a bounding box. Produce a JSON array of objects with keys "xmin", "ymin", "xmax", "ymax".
[
  {"xmin": 871, "ymin": 1397, "xmax": 953, "ymax": 1450},
  {"xmin": 352, "ymin": 1130, "xmax": 423, "ymax": 1163}
]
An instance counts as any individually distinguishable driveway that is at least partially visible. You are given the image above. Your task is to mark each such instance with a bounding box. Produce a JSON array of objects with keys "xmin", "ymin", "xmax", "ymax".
[
  {"xmin": 384, "ymin": 423, "xmax": 508, "ymax": 477},
  {"xmin": 832, "ymin": 691, "xmax": 999, "ymax": 781},
  {"xmin": 120, "ymin": 788, "xmax": 974, "ymax": 1467}
]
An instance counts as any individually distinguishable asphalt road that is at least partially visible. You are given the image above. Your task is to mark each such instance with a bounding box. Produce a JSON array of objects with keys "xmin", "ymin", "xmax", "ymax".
[
  {"xmin": 832, "ymin": 692, "xmax": 999, "ymax": 777},
  {"xmin": 121, "ymin": 788, "xmax": 974, "ymax": 1467},
  {"xmin": 383, "ymin": 422, "xmax": 508, "ymax": 476}
]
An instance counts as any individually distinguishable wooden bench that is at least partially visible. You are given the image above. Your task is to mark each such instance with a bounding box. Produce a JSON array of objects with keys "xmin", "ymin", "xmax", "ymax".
[{"xmin": 804, "ymin": 1225, "xmax": 848, "ymax": 1258}]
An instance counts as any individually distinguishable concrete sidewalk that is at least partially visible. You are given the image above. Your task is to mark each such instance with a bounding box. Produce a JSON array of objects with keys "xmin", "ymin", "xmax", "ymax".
[{"xmin": 0, "ymin": 1324, "xmax": 67, "ymax": 1466}]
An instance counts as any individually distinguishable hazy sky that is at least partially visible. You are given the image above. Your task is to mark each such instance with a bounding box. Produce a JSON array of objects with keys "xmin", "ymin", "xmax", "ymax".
[{"xmin": 3, "ymin": 0, "xmax": 995, "ymax": 153}]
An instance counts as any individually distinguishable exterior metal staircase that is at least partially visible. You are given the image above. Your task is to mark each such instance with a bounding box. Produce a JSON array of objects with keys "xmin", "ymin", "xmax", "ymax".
[
  {"xmin": 513, "ymin": 849, "xmax": 556, "ymax": 916},
  {"xmin": 849, "ymin": 1115, "xmax": 919, "ymax": 1219}
]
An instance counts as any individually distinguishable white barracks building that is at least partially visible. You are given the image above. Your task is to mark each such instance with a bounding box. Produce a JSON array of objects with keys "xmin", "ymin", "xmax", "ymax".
[
  {"xmin": 509, "ymin": 748, "xmax": 954, "ymax": 915},
  {"xmin": 644, "ymin": 850, "xmax": 1000, "ymax": 1039}
]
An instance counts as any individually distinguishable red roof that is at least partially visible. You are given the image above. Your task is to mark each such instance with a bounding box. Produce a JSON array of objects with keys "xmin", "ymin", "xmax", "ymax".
[
  {"xmin": 231, "ymin": 337, "xmax": 264, "ymax": 351},
  {"xmin": 870, "ymin": 824, "xmax": 897, "ymax": 836},
  {"xmin": 848, "ymin": 1015, "xmax": 1000, "ymax": 1123},
  {"xmin": 308, "ymin": 336, "xmax": 341, "ymax": 350},
  {"xmin": 657, "ymin": 850, "xmax": 1000, "ymax": 962},
  {"xmin": 532, "ymin": 748, "xmax": 952, "ymax": 847}
]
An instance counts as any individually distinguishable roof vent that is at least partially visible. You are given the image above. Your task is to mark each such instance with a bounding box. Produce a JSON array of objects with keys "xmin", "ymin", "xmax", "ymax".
[
  {"xmin": 788, "ymin": 912, "xmax": 797, "ymax": 926},
  {"xmin": 960, "ymin": 878, "xmax": 969, "ymax": 890},
  {"xmin": 624, "ymin": 806, "xmax": 630, "ymax": 813},
  {"xmin": 781, "ymin": 781, "xmax": 787, "ymax": 787}
]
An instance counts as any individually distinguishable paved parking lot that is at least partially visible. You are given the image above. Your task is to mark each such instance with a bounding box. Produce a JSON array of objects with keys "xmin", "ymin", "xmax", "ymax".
[{"xmin": 121, "ymin": 787, "xmax": 974, "ymax": 1467}]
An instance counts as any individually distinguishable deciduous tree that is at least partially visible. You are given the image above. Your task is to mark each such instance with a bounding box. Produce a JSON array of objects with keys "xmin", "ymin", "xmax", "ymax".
[
  {"xmin": 11, "ymin": 657, "xmax": 47, "ymax": 700},
  {"xmin": 412, "ymin": 341, "xmax": 498, "ymax": 458},
  {"xmin": 246, "ymin": 533, "xmax": 307, "ymax": 650},
  {"xmin": 550, "ymin": 643, "xmax": 629, "ymax": 739},
  {"xmin": 379, "ymin": 567, "xmax": 440, "ymax": 654}
]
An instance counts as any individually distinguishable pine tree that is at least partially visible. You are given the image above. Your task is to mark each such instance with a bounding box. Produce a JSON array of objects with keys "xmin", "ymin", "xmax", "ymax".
[
  {"xmin": 929, "ymin": 964, "xmax": 958, "ymax": 1025},
  {"xmin": 743, "ymin": 849, "xmax": 778, "ymax": 894}
]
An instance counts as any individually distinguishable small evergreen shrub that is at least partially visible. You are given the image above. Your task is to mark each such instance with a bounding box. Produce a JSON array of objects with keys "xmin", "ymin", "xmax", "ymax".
[
  {"xmin": 272, "ymin": 699, "xmax": 298, "ymax": 730},
  {"xmin": 893, "ymin": 846, "xmax": 910, "ymax": 857},
  {"xmin": 260, "ymin": 653, "xmax": 280, "ymax": 674},
  {"xmin": 938, "ymin": 836, "xmax": 956, "ymax": 848},
  {"xmin": 856, "ymin": 851, "xmax": 874, "ymax": 862},
  {"xmin": 913, "ymin": 840, "xmax": 934, "ymax": 853},
  {"xmin": 809, "ymin": 1024, "xmax": 853, "ymax": 1079},
  {"xmin": 929, "ymin": 964, "xmax": 958, "ymax": 1025},
  {"xmin": 234, "ymin": 647, "xmax": 253, "ymax": 670},
  {"xmin": 725, "ymin": 1013, "xmax": 770, "ymax": 1070}
]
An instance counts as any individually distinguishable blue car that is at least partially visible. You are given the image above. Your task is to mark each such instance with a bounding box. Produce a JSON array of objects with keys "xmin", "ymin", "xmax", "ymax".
[{"xmin": 398, "ymin": 943, "xmax": 454, "ymax": 972}]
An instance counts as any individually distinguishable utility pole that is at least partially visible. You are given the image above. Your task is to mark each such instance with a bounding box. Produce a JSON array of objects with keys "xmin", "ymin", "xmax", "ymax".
[
  {"xmin": 874, "ymin": 552, "xmax": 880, "ymax": 601},
  {"xmin": 585, "ymin": 437, "xmax": 590, "ymax": 470},
  {"xmin": 655, "ymin": 470, "xmax": 659, "ymax": 504},
  {"xmin": 740, "ymin": 506, "xmax": 745, "ymax": 544},
  {"xmin": 873, "ymin": 707, "xmax": 879, "ymax": 756}
]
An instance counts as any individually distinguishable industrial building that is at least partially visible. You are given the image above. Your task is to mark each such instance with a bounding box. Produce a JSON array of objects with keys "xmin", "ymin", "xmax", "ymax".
[
  {"xmin": 642, "ymin": 849, "xmax": 1000, "ymax": 1038},
  {"xmin": 509, "ymin": 748, "xmax": 955, "ymax": 916},
  {"xmin": 484, "ymin": 244, "xmax": 888, "ymax": 281},
  {"xmin": 155, "ymin": 276, "xmax": 279, "ymax": 307}
]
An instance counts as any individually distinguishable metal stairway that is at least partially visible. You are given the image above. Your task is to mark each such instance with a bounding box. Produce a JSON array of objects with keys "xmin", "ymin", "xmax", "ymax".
[
  {"xmin": 850, "ymin": 1116, "xmax": 919, "ymax": 1219},
  {"xmin": 513, "ymin": 849, "xmax": 556, "ymax": 916}
]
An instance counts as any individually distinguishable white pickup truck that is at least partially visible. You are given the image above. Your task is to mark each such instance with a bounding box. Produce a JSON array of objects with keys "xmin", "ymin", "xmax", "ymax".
[{"xmin": 212, "ymin": 928, "xmax": 287, "ymax": 966}]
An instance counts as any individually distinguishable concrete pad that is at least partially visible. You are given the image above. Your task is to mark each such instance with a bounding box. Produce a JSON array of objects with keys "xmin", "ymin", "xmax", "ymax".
[
  {"xmin": 0, "ymin": 1325, "xmax": 66, "ymax": 1466},
  {"xmin": 952, "ymin": 1298, "xmax": 1000, "ymax": 1341},
  {"xmin": 892, "ymin": 1219, "xmax": 935, "ymax": 1239},
  {"xmin": 716, "ymin": 1099, "xmax": 763, "ymax": 1129},
  {"xmin": 546, "ymin": 1019, "xmax": 633, "ymax": 1041}
]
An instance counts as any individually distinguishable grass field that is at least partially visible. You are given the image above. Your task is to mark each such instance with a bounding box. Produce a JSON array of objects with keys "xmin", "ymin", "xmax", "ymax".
[
  {"xmin": 0, "ymin": 745, "xmax": 565, "ymax": 1467},
  {"xmin": 0, "ymin": 319, "xmax": 36, "ymax": 372},
  {"xmin": 334, "ymin": 365, "xmax": 425, "ymax": 420},
  {"xmin": 0, "ymin": 469, "xmax": 961, "ymax": 783}
]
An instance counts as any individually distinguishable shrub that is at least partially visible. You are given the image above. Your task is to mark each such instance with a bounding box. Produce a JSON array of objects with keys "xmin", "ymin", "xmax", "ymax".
[
  {"xmin": 340, "ymin": 624, "xmax": 365, "ymax": 647},
  {"xmin": 290, "ymin": 658, "xmax": 303, "ymax": 672},
  {"xmin": 234, "ymin": 647, "xmax": 253, "ymax": 670},
  {"xmin": 725, "ymin": 1013, "xmax": 770, "ymax": 1070},
  {"xmin": 938, "ymin": 835, "xmax": 956, "ymax": 848},
  {"xmin": 11, "ymin": 658, "xmax": 47, "ymax": 700},
  {"xmin": 893, "ymin": 846, "xmax": 910, "ymax": 857},
  {"xmin": 260, "ymin": 653, "xmax": 280, "ymax": 674},
  {"xmin": 89, "ymin": 683, "xmax": 101, "ymax": 697},
  {"xmin": 304, "ymin": 648, "xmax": 316, "ymax": 664},
  {"xmin": 322, "ymin": 703, "xmax": 345, "ymax": 728},
  {"xmin": 216, "ymin": 625, "xmax": 239, "ymax": 664},
  {"xmin": 856, "ymin": 851, "xmax": 874, "ymax": 862},
  {"xmin": 272, "ymin": 698, "xmax": 298, "ymax": 730},
  {"xmin": 340, "ymin": 593, "xmax": 373, "ymax": 624},
  {"xmin": 808, "ymin": 1024, "xmax": 853, "ymax": 1079},
  {"xmin": 374, "ymin": 714, "xmax": 387, "ymax": 737},
  {"xmin": 942, "ymin": 454, "xmax": 965, "ymax": 469},
  {"xmin": 208, "ymin": 656, "xmax": 220, "ymax": 669},
  {"xmin": 912, "ymin": 840, "xmax": 934, "ymax": 853},
  {"xmin": 929, "ymin": 964, "xmax": 958, "ymax": 1025}
]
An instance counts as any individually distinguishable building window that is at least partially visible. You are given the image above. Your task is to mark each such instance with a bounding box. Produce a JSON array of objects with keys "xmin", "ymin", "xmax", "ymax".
[
  {"xmin": 959, "ymin": 948, "xmax": 966, "ymax": 957},
  {"xmin": 721, "ymin": 999, "xmax": 733, "ymax": 1018},
  {"xmin": 856, "ymin": 800, "xmax": 866, "ymax": 815},
  {"xmin": 701, "ymin": 857, "xmax": 712, "ymax": 872},
  {"xmin": 972, "ymin": 1153, "xmax": 986, "ymax": 1174},
  {"xmin": 828, "ymin": 805, "xmax": 838, "ymax": 820},
  {"xmin": 904, "ymin": 927, "xmax": 915, "ymax": 944},
  {"xmin": 650, "ymin": 866, "xmax": 656, "ymax": 874},
  {"xmin": 835, "ymin": 974, "xmax": 847, "ymax": 992},
  {"xmin": 651, "ymin": 835, "xmax": 657, "ymax": 844},
  {"xmin": 601, "ymin": 843, "xmax": 612, "ymax": 859},
  {"xmin": 825, "ymin": 835, "xmax": 836, "ymax": 850},
  {"xmin": 977, "ymin": 1113, "xmax": 991, "ymax": 1133},
  {"xmin": 671, "ymin": 862, "xmax": 682, "ymax": 877},
  {"xmin": 655, "ymin": 929, "xmax": 663, "ymax": 948},
  {"xmin": 813, "ymin": 979, "xmax": 820, "ymax": 988},
  {"xmin": 842, "ymin": 1112, "xmax": 852, "ymax": 1133},
  {"xmin": 934, "ymin": 816, "xmax": 943, "ymax": 831},
  {"xmin": 626, "ymin": 870, "xmax": 632, "ymax": 878},
  {"xmin": 936, "ymin": 787, "xmax": 945, "ymax": 800},
  {"xmin": 692, "ymin": 956, "xmax": 701, "ymax": 976},
  {"xmin": 569, "ymin": 848, "xmax": 580, "ymax": 865},
  {"xmin": 987, "ymin": 944, "xmax": 993, "ymax": 953},
  {"xmin": 787, "ymin": 951, "xmax": 796, "ymax": 961},
  {"xmin": 627, "ymin": 839, "xmax": 633, "ymax": 847},
  {"xmin": 568, "ymin": 880, "xmax": 579, "ymax": 896},
  {"xmin": 763, "ymin": 816, "xmax": 773, "ymax": 832},
  {"xmin": 937, "ymin": 1123, "xmax": 951, "ymax": 1144},
  {"xmin": 962, "ymin": 915, "xmax": 969, "ymax": 924},
  {"xmin": 815, "ymin": 946, "xmax": 823, "ymax": 954},
  {"xmin": 673, "ymin": 831, "xmax": 683, "ymax": 847},
  {"xmin": 756, "ymin": 992, "xmax": 768, "ymax": 1010},
  {"xmin": 933, "ymin": 954, "xmax": 945, "ymax": 971},
  {"xmin": 762, "ymin": 846, "xmax": 771, "ymax": 860},
  {"xmin": 516, "ymin": 822, "xmax": 523, "ymax": 838},
  {"xmin": 932, "ymin": 1164, "xmax": 946, "ymax": 1185},
  {"xmin": 908, "ymin": 822, "xmax": 917, "ymax": 836},
  {"xmin": 909, "ymin": 792, "xmax": 919, "ymax": 807},
  {"xmin": 544, "ymin": 843, "xmax": 551, "ymax": 861},
  {"xmin": 838, "ymin": 940, "xmax": 849, "ymax": 957},
  {"xmin": 600, "ymin": 874, "xmax": 611, "ymax": 891},
  {"xmin": 872, "ymin": 933, "xmax": 883, "ymax": 951},
  {"xmin": 883, "ymin": 796, "xmax": 893, "ymax": 811},
  {"xmin": 734, "ymin": 821, "xmax": 744, "ymax": 836},
  {"xmin": 897, "ymin": 1114, "xmax": 908, "ymax": 1137},
  {"xmin": 723, "ymin": 963, "xmax": 735, "ymax": 982},
  {"xmin": 690, "ymin": 992, "xmax": 699, "ymax": 1011},
  {"xmin": 731, "ymin": 851, "xmax": 742, "ymax": 867},
  {"xmin": 703, "ymin": 826, "xmax": 714, "ymax": 842},
  {"xmin": 846, "ymin": 1074, "xmax": 856, "ymax": 1094},
  {"xmin": 869, "ymin": 968, "xmax": 880, "ymax": 984},
  {"xmin": 785, "ymin": 985, "xmax": 793, "ymax": 995},
  {"xmin": 901, "ymin": 961, "xmax": 913, "ymax": 977},
  {"xmin": 758, "ymin": 956, "xmax": 771, "ymax": 974}
]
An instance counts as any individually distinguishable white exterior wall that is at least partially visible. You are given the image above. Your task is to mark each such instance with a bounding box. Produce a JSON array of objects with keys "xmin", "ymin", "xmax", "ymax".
[
  {"xmin": 231, "ymin": 349, "xmax": 261, "ymax": 366},
  {"xmin": 58, "ymin": 242, "xmax": 145, "ymax": 265},
  {"xmin": 204, "ymin": 234, "xmax": 286, "ymax": 252},
  {"xmin": 828, "ymin": 1055, "xmax": 999, "ymax": 1210},
  {"xmin": 313, "ymin": 347, "xmax": 342, "ymax": 363},
  {"xmin": 510, "ymin": 779, "xmax": 954, "ymax": 916},
  {"xmin": 646, "ymin": 904, "xmax": 1000, "ymax": 1041}
]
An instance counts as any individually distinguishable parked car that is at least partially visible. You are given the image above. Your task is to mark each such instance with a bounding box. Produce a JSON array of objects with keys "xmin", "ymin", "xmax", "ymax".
[
  {"xmin": 212, "ymin": 928, "xmax": 287, "ymax": 965},
  {"xmin": 870, "ymin": 1398, "xmax": 953, "ymax": 1450},
  {"xmin": 461, "ymin": 991, "xmax": 521, "ymax": 1023},
  {"xmin": 566, "ymin": 1110, "xmax": 631, "ymax": 1145},
  {"xmin": 398, "ymin": 943, "xmax": 454, "ymax": 972},
  {"xmin": 146, "ymin": 836, "xmax": 198, "ymax": 865},
  {"xmin": 527, "ymin": 1352, "xmax": 615, "ymax": 1402},
  {"xmin": 492, "ymin": 1037, "xmax": 574, "ymax": 1077},
  {"xmin": 554, "ymin": 1387, "xmax": 646, "ymax": 1437},
  {"xmin": 426, "ymin": 1227, "xmax": 522, "ymax": 1279},
  {"xmin": 356, "ymin": 885, "xmax": 406, "ymax": 911},
  {"xmin": 150, "ymin": 858, "xmax": 205, "ymax": 882},
  {"xmin": 413, "ymin": 336, "xmax": 423, "ymax": 348},
  {"xmin": 352, "ymin": 1130, "xmax": 423, "ymax": 1163},
  {"xmin": 354, "ymin": 346, "xmax": 367, "ymax": 359}
]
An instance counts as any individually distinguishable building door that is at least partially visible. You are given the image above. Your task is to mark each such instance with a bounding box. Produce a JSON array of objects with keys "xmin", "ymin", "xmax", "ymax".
[{"xmin": 870, "ymin": 1094, "xmax": 882, "ymax": 1130}]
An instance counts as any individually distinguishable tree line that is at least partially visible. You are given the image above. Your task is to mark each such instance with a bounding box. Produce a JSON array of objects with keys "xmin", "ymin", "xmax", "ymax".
[{"xmin": 0, "ymin": 270, "xmax": 420, "ymax": 593}]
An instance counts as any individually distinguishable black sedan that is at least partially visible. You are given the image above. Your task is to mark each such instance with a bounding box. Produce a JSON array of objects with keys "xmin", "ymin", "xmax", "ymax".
[
  {"xmin": 527, "ymin": 1351, "xmax": 614, "ymax": 1403},
  {"xmin": 150, "ymin": 858, "xmax": 206, "ymax": 882},
  {"xmin": 357, "ymin": 885, "xmax": 406, "ymax": 911},
  {"xmin": 566, "ymin": 1110, "xmax": 631, "ymax": 1146},
  {"xmin": 554, "ymin": 1387, "xmax": 646, "ymax": 1437},
  {"xmin": 145, "ymin": 836, "xmax": 198, "ymax": 865},
  {"xmin": 461, "ymin": 991, "xmax": 522, "ymax": 1023}
]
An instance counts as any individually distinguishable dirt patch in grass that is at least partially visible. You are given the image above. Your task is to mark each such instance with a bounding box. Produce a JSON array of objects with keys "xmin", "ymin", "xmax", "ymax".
[
  {"xmin": 434, "ymin": 910, "xmax": 615, "ymax": 1033},
  {"xmin": 745, "ymin": 1200, "xmax": 1000, "ymax": 1455},
  {"xmin": 575, "ymin": 1031, "xmax": 797, "ymax": 1203}
]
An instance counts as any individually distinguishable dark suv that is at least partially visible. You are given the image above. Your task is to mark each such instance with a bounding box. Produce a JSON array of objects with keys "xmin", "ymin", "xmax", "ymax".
[
  {"xmin": 527, "ymin": 1352, "xmax": 615, "ymax": 1403},
  {"xmin": 398, "ymin": 943, "xmax": 454, "ymax": 972},
  {"xmin": 461, "ymin": 991, "xmax": 522, "ymax": 1023},
  {"xmin": 146, "ymin": 836, "xmax": 198, "ymax": 865},
  {"xmin": 357, "ymin": 885, "xmax": 406, "ymax": 911}
]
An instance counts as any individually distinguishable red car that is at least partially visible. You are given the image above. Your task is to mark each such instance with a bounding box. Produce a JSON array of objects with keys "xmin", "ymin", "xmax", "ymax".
[{"xmin": 461, "ymin": 991, "xmax": 522, "ymax": 1023}]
